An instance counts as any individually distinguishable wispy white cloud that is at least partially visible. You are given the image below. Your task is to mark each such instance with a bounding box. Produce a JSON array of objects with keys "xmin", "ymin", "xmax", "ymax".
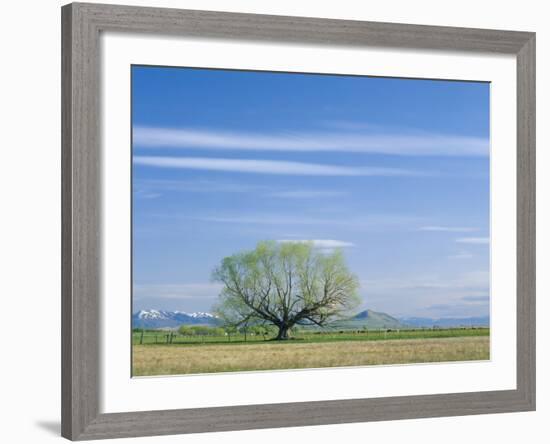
[
  {"xmin": 456, "ymin": 237, "xmax": 490, "ymax": 244},
  {"xmin": 276, "ymin": 239, "xmax": 354, "ymax": 248},
  {"xmin": 134, "ymin": 178, "xmax": 257, "ymax": 194},
  {"xmin": 196, "ymin": 215, "xmax": 336, "ymax": 226},
  {"xmin": 133, "ymin": 190, "xmax": 162, "ymax": 199},
  {"xmin": 461, "ymin": 295, "xmax": 490, "ymax": 303},
  {"xmin": 134, "ymin": 179, "xmax": 347, "ymax": 200},
  {"xmin": 448, "ymin": 251, "xmax": 474, "ymax": 260},
  {"xmin": 133, "ymin": 283, "xmax": 223, "ymax": 301},
  {"xmin": 133, "ymin": 156, "xmax": 423, "ymax": 177},
  {"xmin": 419, "ymin": 226, "xmax": 478, "ymax": 233},
  {"xmin": 133, "ymin": 126, "xmax": 489, "ymax": 157},
  {"xmin": 191, "ymin": 213, "xmax": 421, "ymax": 230},
  {"xmin": 361, "ymin": 271, "xmax": 489, "ymax": 292},
  {"xmin": 425, "ymin": 302, "xmax": 489, "ymax": 315},
  {"xmin": 268, "ymin": 190, "xmax": 348, "ymax": 199},
  {"xmin": 359, "ymin": 271, "xmax": 490, "ymax": 318}
]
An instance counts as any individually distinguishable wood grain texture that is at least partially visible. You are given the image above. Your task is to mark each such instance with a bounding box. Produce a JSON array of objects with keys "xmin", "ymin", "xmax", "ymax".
[
  {"xmin": 61, "ymin": 5, "xmax": 74, "ymax": 438},
  {"xmin": 75, "ymin": 2, "xmax": 532, "ymax": 53},
  {"xmin": 516, "ymin": 35, "xmax": 536, "ymax": 409},
  {"xmin": 76, "ymin": 390, "xmax": 532, "ymax": 440},
  {"xmin": 61, "ymin": 2, "xmax": 536, "ymax": 440},
  {"xmin": 62, "ymin": 3, "xmax": 101, "ymax": 439}
]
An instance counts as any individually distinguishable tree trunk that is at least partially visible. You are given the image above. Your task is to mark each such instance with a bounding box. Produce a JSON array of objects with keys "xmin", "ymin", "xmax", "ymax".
[{"xmin": 275, "ymin": 325, "xmax": 290, "ymax": 340}]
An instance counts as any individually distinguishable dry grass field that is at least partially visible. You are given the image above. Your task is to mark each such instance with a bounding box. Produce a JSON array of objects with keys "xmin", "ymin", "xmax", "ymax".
[{"xmin": 132, "ymin": 336, "xmax": 490, "ymax": 376}]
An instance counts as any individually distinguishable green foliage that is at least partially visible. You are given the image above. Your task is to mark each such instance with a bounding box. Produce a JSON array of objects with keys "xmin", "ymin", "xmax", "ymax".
[
  {"xmin": 212, "ymin": 240, "xmax": 360, "ymax": 339},
  {"xmin": 223, "ymin": 325, "xmax": 238, "ymax": 334},
  {"xmin": 178, "ymin": 325, "xmax": 225, "ymax": 336},
  {"xmin": 248, "ymin": 325, "xmax": 271, "ymax": 336}
]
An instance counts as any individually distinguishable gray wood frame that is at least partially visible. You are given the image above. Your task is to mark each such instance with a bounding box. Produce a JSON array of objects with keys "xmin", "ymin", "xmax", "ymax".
[{"xmin": 61, "ymin": 2, "xmax": 536, "ymax": 440}]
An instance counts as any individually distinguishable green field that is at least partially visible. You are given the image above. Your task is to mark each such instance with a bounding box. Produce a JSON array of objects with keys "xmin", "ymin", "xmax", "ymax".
[
  {"xmin": 132, "ymin": 327, "xmax": 490, "ymax": 376},
  {"xmin": 133, "ymin": 327, "xmax": 489, "ymax": 345}
]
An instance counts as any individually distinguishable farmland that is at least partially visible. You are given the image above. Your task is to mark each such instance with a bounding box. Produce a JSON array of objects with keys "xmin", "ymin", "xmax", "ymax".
[{"xmin": 132, "ymin": 327, "xmax": 490, "ymax": 376}]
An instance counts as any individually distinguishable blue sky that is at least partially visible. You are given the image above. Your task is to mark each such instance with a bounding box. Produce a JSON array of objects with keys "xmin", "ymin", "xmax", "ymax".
[{"xmin": 132, "ymin": 66, "xmax": 490, "ymax": 319}]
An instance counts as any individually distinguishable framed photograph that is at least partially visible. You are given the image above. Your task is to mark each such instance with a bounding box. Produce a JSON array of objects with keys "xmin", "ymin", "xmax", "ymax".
[{"xmin": 61, "ymin": 2, "xmax": 535, "ymax": 440}]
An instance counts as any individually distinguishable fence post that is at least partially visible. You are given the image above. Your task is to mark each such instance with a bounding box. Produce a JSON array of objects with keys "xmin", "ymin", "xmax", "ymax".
[{"xmin": 140, "ymin": 329, "xmax": 144, "ymax": 345}]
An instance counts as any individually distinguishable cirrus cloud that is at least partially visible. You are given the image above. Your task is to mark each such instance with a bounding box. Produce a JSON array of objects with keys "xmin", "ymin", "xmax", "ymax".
[
  {"xmin": 133, "ymin": 156, "xmax": 424, "ymax": 177},
  {"xmin": 456, "ymin": 237, "xmax": 490, "ymax": 244},
  {"xmin": 419, "ymin": 226, "xmax": 478, "ymax": 233},
  {"xmin": 133, "ymin": 126, "xmax": 489, "ymax": 157}
]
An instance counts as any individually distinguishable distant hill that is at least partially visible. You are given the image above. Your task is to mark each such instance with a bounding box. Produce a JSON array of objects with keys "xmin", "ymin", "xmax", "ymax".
[
  {"xmin": 399, "ymin": 316, "xmax": 489, "ymax": 328},
  {"xmin": 331, "ymin": 309, "xmax": 407, "ymax": 330},
  {"xmin": 132, "ymin": 308, "xmax": 406, "ymax": 330},
  {"xmin": 132, "ymin": 308, "xmax": 489, "ymax": 330},
  {"xmin": 332, "ymin": 311, "xmax": 489, "ymax": 330},
  {"xmin": 133, "ymin": 310, "xmax": 220, "ymax": 329}
]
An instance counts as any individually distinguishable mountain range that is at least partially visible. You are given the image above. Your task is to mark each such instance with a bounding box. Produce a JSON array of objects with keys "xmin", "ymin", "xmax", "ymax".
[
  {"xmin": 132, "ymin": 310, "xmax": 219, "ymax": 329},
  {"xmin": 132, "ymin": 309, "xmax": 489, "ymax": 330}
]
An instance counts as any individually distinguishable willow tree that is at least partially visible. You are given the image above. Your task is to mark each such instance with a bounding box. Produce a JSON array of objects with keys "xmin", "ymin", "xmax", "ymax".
[{"xmin": 212, "ymin": 241, "xmax": 360, "ymax": 340}]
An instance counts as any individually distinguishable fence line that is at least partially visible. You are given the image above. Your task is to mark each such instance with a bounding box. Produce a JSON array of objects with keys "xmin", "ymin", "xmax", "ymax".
[{"xmin": 132, "ymin": 326, "xmax": 490, "ymax": 345}]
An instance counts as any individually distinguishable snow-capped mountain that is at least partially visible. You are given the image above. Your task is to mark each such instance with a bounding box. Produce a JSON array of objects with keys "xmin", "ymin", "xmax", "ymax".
[
  {"xmin": 133, "ymin": 310, "xmax": 219, "ymax": 329},
  {"xmin": 185, "ymin": 311, "xmax": 216, "ymax": 319}
]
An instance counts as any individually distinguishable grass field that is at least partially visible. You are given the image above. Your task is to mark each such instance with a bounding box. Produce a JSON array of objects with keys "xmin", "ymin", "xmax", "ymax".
[
  {"xmin": 132, "ymin": 327, "xmax": 489, "ymax": 346},
  {"xmin": 132, "ymin": 329, "xmax": 490, "ymax": 376}
]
